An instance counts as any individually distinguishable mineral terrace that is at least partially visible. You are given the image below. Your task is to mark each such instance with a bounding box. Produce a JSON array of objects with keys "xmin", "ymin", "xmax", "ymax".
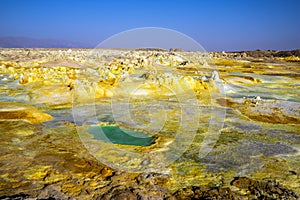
[{"xmin": 0, "ymin": 48, "xmax": 299, "ymax": 199}]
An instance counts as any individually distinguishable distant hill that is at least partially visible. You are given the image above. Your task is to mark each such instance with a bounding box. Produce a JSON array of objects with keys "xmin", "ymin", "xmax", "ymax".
[{"xmin": 0, "ymin": 37, "xmax": 92, "ymax": 48}]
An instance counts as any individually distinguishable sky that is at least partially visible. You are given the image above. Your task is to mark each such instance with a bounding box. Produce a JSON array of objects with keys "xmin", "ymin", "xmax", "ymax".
[{"xmin": 0, "ymin": 0, "xmax": 300, "ymax": 51}]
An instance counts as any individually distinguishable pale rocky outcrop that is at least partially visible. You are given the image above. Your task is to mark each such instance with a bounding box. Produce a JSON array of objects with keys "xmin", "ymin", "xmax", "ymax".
[{"xmin": 0, "ymin": 102, "xmax": 52, "ymax": 123}]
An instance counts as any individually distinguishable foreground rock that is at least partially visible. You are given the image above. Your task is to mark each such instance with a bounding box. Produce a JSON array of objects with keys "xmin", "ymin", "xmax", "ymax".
[
  {"xmin": 231, "ymin": 177, "xmax": 299, "ymax": 200},
  {"xmin": 1, "ymin": 175, "xmax": 298, "ymax": 199}
]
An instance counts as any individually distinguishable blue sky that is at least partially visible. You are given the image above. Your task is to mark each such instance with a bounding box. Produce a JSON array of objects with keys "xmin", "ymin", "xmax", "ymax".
[{"xmin": 0, "ymin": 0, "xmax": 299, "ymax": 51}]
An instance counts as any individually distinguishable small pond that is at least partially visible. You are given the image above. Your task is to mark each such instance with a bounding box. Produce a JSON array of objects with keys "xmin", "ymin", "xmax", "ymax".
[{"xmin": 88, "ymin": 125, "xmax": 155, "ymax": 146}]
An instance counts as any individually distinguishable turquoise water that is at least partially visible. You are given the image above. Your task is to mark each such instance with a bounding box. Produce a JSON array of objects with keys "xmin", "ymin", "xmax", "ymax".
[{"xmin": 88, "ymin": 125, "xmax": 155, "ymax": 146}]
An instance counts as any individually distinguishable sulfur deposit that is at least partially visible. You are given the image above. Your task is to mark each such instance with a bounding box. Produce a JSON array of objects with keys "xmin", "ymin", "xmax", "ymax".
[{"xmin": 0, "ymin": 48, "xmax": 299, "ymax": 199}]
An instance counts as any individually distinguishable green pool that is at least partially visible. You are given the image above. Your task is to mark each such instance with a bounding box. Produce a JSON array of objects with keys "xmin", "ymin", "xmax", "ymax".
[{"xmin": 88, "ymin": 125, "xmax": 155, "ymax": 146}]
